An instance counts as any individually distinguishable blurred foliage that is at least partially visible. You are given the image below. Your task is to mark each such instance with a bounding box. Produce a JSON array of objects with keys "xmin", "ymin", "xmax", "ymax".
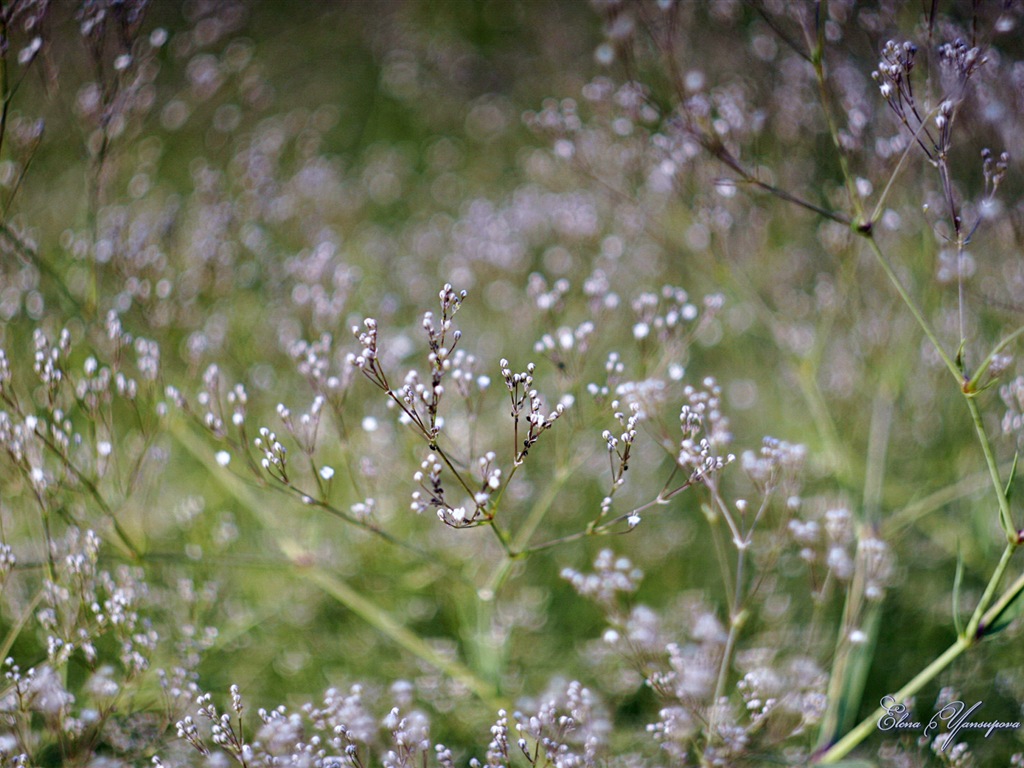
[{"xmin": 1, "ymin": 1, "xmax": 1024, "ymax": 765}]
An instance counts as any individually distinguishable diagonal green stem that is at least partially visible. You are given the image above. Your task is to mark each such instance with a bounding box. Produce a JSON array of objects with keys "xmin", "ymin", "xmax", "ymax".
[
  {"xmin": 966, "ymin": 543, "xmax": 1015, "ymax": 638},
  {"xmin": 285, "ymin": 546, "xmax": 505, "ymax": 712},
  {"xmin": 818, "ymin": 636, "xmax": 970, "ymax": 763},
  {"xmin": 861, "ymin": 235, "xmax": 960, "ymax": 382},
  {"xmin": 964, "ymin": 395, "xmax": 1016, "ymax": 540},
  {"xmin": 171, "ymin": 419, "xmax": 503, "ymax": 707}
]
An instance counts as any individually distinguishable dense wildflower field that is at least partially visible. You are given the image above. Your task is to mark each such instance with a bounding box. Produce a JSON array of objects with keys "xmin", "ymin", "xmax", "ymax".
[{"xmin": 1, "ymin": 1, "xmax": 1024, "ymax": 765}]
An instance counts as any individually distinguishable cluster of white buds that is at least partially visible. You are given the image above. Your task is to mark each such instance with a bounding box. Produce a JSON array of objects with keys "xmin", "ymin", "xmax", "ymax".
[
  {"xmin": 75, "ymin": 356, "xmax": 112, "ymax": 409},
  {"xmin": 935, "ymin": 99, "xmax": 955, "ymax": 132},
  {"xmin": 163, "ymin": 384, "xmax": 186, "ymax": 410},
  {"xmin": 175, "ymin": 714, "xmax": 208, "ymax": 755},
  {"xmin": 678, "ymin": 436, "xmax": 734, "ymax": 483},
  {"xmin": 114, "ymin": 369, "xmax": 138, "ymax": 400},
  {"xmin": 523, "ymin": 96, "xmax": 583, "ymax": 135},
  {"xmin": 676, "ymin": 382, "xmax": 735, "ymax": 483},
  {"xmin": 227, "ymin": 382, "xmax": 247, "ymax": 429},
  {"xmin": 197, "ymin": 364, "xmax": 225, "ymax": 437},
  {"xmin": 397, "ymin": 369, "xmax": 437, "ymax": 435},
  {"xmin": 437, "ymin": 283, "xmax": 466, "ymax": 320},
  {"xmin": 439, "ymin": 505, "xmax": 470, "ymax": 526},
  {"xmin": 630, "ymin": 285, "xmax": 704, "ymax": 342},
  {"xmin": 134, "ymin": 337, "xmax": 160, "ymax": 381},
  {"xmin": 0, "ymin": 412, "xmax": 28, "ymax": 466},
  {"xmin": 105, "ymin": 310, "xmax": 130, "ymax": 345},
  {"xmin": 678, "ymin": 403, "xmax": 703, "ymax": 439},
  {"xmin": 583, "ymin": 268, "xmax": 620, "ymax": 313},
  {"xmin": 277, "ymin": 395, "xmax": 324, "ymax": 454},
  {"xmin": 684, "ymin": 380, "xmax": 731, "ymax": 447},
  {"xmin": 602, "ymin": 400, "xmax": 641, "ymax": 494},
  {"xmin": 349, "ymin": 318, "xmax": 379, "ymax": 372},
  {"xmin": 423, "ymin": 285, "xmax": 465, "ymax": 389},
  {"xmin": 615, "ymin": 378, "xmax": 668, "ymax": 419},
  {"xmin": 422, "ymin": 328, "xmax": 461, "ymax": 431},
  {"xmin": 48, "ymin": 409, "xmax": 74, "ymax": 458},
  {"xmin": 982, "ymin": 148, "xmax": 1010, "ymax": 197},
  {"xmin": 737, "ymin": 671, "xmax": 779, "ymax": 730},
  {"xmin": 872, "ymin": 40, "xmax": 917, "ymax": 106},
  {"xmin": 254, "ymin": 427, "xmax": 288, "ymax": 482},
  {"xmin": 32, "ymin": 328, "xmax": 70, "ymax": 389},
  {"xmin": 937, "ymin": 37, "xmax": 985, "ymax": 80},
  {"xmin": 504, "ymin": 680, "xmax": 604, "ymax": 768},
  {"xmin": 857, "ymin": 534, "xmax": 894, "ymax": 601},
  {"xmin": 534, "ymin": 321, "xmax": 595, "ymax": 371},
  {"xmin": 411, "ymin": 448, "xmax": 496, "ymax": 528},
  {"xmin": 934, "ymin": 99, "xmax": 957, "ymax": 154},
  {"xmin": 824, "ymin": 507, "xmax": 855, "ymax": 580},
  {"xmin": 526, "ymin": 273, "xmax": 570, "ymax": 311},
  {"xmin": 482, "ymin": 709, "xmax": 511, "ymax": 765},
  {"xmin": 788, "ymin": 518, "xmax": 821, "ymax": 564},
  {"xmin": 524, "ymin": 393, "xmax": 571, "ymax": 461},
  {"xmin": 471, "ymin": 451, "xmax": 502, "ymax": 512},
  {"xmin": 741, "ymin": 437, "xmax": 806, "ymax": 499},
  {"xmin": 290, "ymin": 333, "xmax": 333, "ymax": 383},
  {"xmin": 195, "ymin": 690, "xmax": 246, "ymax": 755},
  {"xmin": 449, "ymin": 349, "xmax": 490, "ymax": 400},
  {"xmin": 611, "ymin": 401, "xmax": 641, "ymax": 441},
  {"xmin": 350, "ymin": 498, "xmax": 374, "ymax": 520},
  {"xmin": 410, "ymin": 454, "xmax": 445, "ymax": 516},
  {"xmin": 601, "ymin": 429, "xmax": 618, "ymax": 453},
  {"xmin": 586, "ymin": 351, "xmax": 624, "ymax": 401},
  {"xmin": 0, "ymin": 543, "xmax": 15, "ymax": 584},
  {"xmin": 501, "ymin": 357, "xmax": 571, "ymax": 462},
  {"xmin": 501, "ymin": 358, "xmax": 535, "ymax": 396},
  {"xmin": 382, "ymin": 706, "xmax": 432, "ymax": 762},
  {"xmin": 561, "ymin": 549, "xmax": 643, "ymax": 609}
]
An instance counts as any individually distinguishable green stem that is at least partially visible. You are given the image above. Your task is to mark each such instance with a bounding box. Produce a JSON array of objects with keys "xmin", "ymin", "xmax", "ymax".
[
  {"xmin": 964, "ymin": 395, "xmax": 1015, "ymax": 539},
  {"xmin": 862, "ymin": 235, "xmax": 960, "ymax": 382},
  {"xmin": 173, "ymin": 419, "xmax": 501, "ymax": 705},
  {"xmin": 483, "ymin": 460, "xmax": 578, "ymax": 598},
  {"xmin": 965, "ymin": 543, "xmax": 1015, "ymax": 639},
  {"xmin": 868, "ymin": 114, "xmax": 927, "ymax": 225},
  {"xmin": 817, "ymin": 636, "xmax": 970, "ymax": 763},
  {"xmin": 821, "ymin": 530, "xmax": 1019, "ymax": 761},
  {"xmin": 980, "ymin": 569, "xmax": 1024, "ymax": 633},
  {"xmin": 289, "ymin": 551, "xmax": 505, "ymax": 712},
  {"xmin": 882, "ymin": 466, "xmax": 1006, "ymax": 538}
]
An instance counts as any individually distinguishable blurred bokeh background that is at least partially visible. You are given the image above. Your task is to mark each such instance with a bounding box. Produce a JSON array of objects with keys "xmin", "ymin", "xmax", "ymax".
[{"xmin": 2, "ymin": 1, "xmax": 1024, "ymax": 764}]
